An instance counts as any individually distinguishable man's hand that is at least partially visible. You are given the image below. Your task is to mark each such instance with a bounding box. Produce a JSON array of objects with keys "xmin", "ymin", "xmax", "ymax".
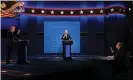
[
  {"xmin": 63, "ymin": 34, "xmax": 66, "ymax": 38},
  {"xmin": 17, "ymin": 29, "xmax": 20, "ymax": 34}
]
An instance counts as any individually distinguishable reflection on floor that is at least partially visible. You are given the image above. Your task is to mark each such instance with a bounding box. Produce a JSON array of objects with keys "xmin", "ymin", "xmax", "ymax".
[{"xmin": 1, "ymin": 56, "xmax": 132, "ymax": 80}]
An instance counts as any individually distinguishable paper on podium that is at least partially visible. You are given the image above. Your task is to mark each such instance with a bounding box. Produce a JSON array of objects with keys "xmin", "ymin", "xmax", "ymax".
[{"xmin": 18, "ymin": 39, "xmax": 22, "ymax": 41}]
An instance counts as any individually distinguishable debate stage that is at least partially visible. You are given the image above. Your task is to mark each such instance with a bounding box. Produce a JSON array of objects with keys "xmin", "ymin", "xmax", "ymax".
[{"xmin": 1, "ymin": 55, "xmax": 132, "ymax": 80}]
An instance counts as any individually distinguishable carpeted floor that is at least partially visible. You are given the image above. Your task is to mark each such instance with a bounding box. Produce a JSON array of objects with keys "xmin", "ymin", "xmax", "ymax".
[{"xmin": 1, "ymin": 56, "xmax": 133, "ymax": 80}]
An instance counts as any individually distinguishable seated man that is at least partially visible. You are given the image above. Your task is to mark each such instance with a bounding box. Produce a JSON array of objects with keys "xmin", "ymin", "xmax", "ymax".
[
  {"xmin": 6, "ymin": 26, "xmax": 20, "ymax": 64},
  {"xmin": 114, "ymin": 42, "xmax": 124, "ymax": 60},
  {"xmin": 113, "ymin": 42, "xmax": 127, "ymax": 75},
  {"xmin": 114, "ymin": 42, "xmax": 125, "ymax": 60}
]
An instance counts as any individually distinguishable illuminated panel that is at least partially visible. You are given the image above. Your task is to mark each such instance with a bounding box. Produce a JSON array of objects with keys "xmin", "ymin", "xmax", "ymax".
[
  {"xmin": 1, "ymin": 18, "xmax": 17, "ymax": 29},
  {"xmin": 23, "ymin": 6, "xmax": 126, "ymax": 16},
  {"xmin": 44, "ymin": 21, "xmax": 80, "ymax": 53},
  {"xmin": 66, "ymin": 45, "xmax": 70, "ymax": 57}
]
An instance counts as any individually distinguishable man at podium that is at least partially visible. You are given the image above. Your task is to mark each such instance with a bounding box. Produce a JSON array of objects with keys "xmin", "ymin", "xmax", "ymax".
[
  {"xmin": 61, "ymin": 30, "xmax": 72, "ymax": 59},
  {"xmin": 7, "ymin": 26, "xmax": 30, "ymax": 64},
  {"xmin": 6, "ymin": 26, "xmax": 20, "ymax": 64}
]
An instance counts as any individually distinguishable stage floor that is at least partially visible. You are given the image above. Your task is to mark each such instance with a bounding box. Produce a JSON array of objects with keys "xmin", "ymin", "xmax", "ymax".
[{"xmin": 1, "ymin": 56, "xmax": 132, "ymax": 80}]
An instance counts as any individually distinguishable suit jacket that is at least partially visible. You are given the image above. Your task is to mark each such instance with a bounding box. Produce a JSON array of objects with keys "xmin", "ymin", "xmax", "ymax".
[
  {"xmin": 61, "ymin": 34, "xmax": 72, "ymax": 40},
  {"xmin": 114, "ymin": 47, "xmax": 125, "ymax": 61},
  {"xmin": 7, "ymin": 31, "xmax": 19, "ymax": 45}
]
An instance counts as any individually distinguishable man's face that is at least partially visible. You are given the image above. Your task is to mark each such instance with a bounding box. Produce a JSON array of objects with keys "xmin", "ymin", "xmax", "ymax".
[
  {"xmin": 11, "ymin": 26, "xmax": 15, "ymax": 32},
  {"xmin": 116, "ymin": 43, "xmax": 120, "ymax": 49},
  {"xmin": 64, "ymin": 30, "xmax": 68, "ymax": 34}
]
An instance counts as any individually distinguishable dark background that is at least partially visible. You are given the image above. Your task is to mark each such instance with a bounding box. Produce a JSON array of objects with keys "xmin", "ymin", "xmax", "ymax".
[{"xmin": 1, "ymin": 1, "xmax": 133, "ymax": 57}]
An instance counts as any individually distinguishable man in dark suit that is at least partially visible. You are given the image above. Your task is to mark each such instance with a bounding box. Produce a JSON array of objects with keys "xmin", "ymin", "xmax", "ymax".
[
  {"xmin": 61, "ymin": 30, "xmax": 72, "ymax": 58},
  {"xmin": 114, "ymin": 42, "xmax": 125, "ymax": 60},
  {"xmin": 113, "ymin": 42, "xmax": 127, "ymax": 79},
  {"xmin": 6, "ymin": 26, "xmax": 20, "ymax": 64}
]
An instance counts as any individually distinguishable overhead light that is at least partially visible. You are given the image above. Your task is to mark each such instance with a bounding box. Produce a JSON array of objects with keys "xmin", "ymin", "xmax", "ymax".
[
  {"xmin": 1, "ymin": 70, "xmax": 7, "ymax": 73},
  {"xmin": 23, "ymin": 73, "xmax": 31, "ymax": 76},
  {"xmin": 38, "ymin": 57, "xmax": 43, "ymax": 59},
  {"xmin": 56, "ymin": 57, "xmax": 60, "ymax": 58},
  {"xmin": 129, "ymin": 8, "xmax": 131, "ymax": 11},
  {"xmin": 72, "ymin": 57, "xmax": 76, "ymax": 58}
]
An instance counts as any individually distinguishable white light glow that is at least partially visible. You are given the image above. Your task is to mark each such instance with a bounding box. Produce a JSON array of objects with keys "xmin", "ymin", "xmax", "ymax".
[
  {"xmin": 129, "ymin": 8, "xmax": 131, "ymax": 11},
  {"xmin": 24, "ymin": 73, "xmax": 31, "ymax": 76},
  {"xmin": 1, "ymin": 70, "xmax": 7, "ymax": 72}
]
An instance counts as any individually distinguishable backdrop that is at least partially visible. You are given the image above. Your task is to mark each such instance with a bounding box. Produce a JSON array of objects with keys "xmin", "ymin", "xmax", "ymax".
[
  {"xmin": 1, "ymin": 18, "xmax": 18, "ymax": 29},
  {"xmin": 44, "ymin": 21, "xmax": 80, "ymax": 53},
  {"xmin": 1, "ymin": 1, "xmax": 128, "ymax": 56}
]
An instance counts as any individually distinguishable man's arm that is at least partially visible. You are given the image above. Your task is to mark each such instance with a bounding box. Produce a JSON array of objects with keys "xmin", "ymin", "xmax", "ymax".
[
  {"xmin": 7, "ymin": 31, "xmax": 13, "ymax": 40},
  {"xmin": 61, "ymin": 34, "xmax": 64, "ymax": 40},
  {"xmin": 14, "ymin": 33, "xmax": 20, "ymax": 41},
  {"xmin": 114, "ymin": 51, "xmax": 120, "ymax": 60},
  {"xmin": 114, "ymin": 48, "xmax": 124, "ymax": 60},
  {"xmin": 69, "ymin": 34, "xmax": 72, "ymax": 40},
  {"xmin": 14, "ymin": 29, "xmax": 20, "ymax": 41}
]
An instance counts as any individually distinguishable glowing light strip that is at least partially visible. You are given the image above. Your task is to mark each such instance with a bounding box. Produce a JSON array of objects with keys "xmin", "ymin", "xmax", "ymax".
[
  {"xmin": 22, "ymin": 6, "xmax": 126, "ymax": 16},
  {"xmin": 1, "ymin": 68, "xmax": 38, "ymax": 77},
  {"xmin": 24, "ymin": 6, "xmax": 126, "ymax": 10}
]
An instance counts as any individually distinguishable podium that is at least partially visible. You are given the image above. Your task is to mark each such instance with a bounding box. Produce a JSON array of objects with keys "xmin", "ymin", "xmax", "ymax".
[
  {"xmin": 17, "ymin": 40, "xmax": 30, "ymax": 64},
  {"xmin": 62, "ymin": 40, "xmax": 73, "ymax": 60}
]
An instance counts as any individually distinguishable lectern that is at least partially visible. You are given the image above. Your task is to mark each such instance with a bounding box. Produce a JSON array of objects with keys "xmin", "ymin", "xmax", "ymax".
[
  {"xmin": 17, "ymin": 40, "xmax": 30, "ymax": 64},
  {"xmin": 62, "ymin": 40, "xmax": 73, "ymax": 60}
]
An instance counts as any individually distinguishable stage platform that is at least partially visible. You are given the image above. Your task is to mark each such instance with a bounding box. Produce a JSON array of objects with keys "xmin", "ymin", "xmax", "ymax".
[{"xmin": 1, "ymin": 55, "xmax": 132, "ymax": 80}]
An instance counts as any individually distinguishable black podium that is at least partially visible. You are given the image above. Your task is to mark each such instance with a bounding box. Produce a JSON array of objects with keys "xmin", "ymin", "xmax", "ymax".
[
  {"xmin": 62, "ymin": 40, "xmax": 73, "ymax": 60},
  {"xmin": 17, "ymin": 40, "xmax": 30, "ymax": 64}
]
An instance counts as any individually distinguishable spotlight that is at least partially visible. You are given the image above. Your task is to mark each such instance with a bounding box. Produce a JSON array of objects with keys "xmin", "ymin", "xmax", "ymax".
[
  {"xmin": 55, "ymin": 57, "xmax": 60, "ymax": 58},
  {"xmin": 38, "ymin": 57, "xmax": 43, "ymax": 59},
  {"xmin": 1, "ymin": 70, "xmax": 7, "ymax": 73},
  {"xmin": 72, "ymin": 57, "xmax": 76, "ymax": 59},
  {"xmin": 129, "ymin": 8, "xmax": 131, "ymax": 11},
  {"xmin": 23, "ymin": 73, "xmax": 31, "ymax": 76}
]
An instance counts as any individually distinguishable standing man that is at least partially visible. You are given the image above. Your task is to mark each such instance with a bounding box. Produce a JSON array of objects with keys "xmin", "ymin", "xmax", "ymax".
[
  {"xmin": 61, "ymin": 30, "xmax": 72, "ymax": 58},
  {"xmin": 6, "ymin": 26, "xmax": 20, "ymax": 64}
]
